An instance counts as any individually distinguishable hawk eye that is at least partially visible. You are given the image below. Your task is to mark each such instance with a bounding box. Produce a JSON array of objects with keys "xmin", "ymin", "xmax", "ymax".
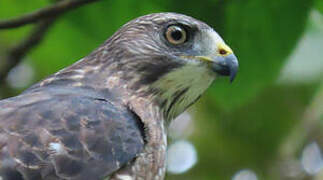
[
  {"xmin": 219, "ymin": 49, "xmax": 227, "ymax": 55},
  {"xmin": 165, "ymin": 25, "xmax": 187, "ymax": 45}
]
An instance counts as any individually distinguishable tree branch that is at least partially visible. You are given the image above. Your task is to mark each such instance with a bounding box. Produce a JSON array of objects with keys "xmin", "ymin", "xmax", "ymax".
[
  {"xmin": 0, "ymin": 0, "xmax": 99, "ymax": 29},
  {"xmin": 0, "ymin": 0, "xmax": 100, "ymax": 85},
  {"xmin": 0, "ymin": 17, "xmax": 57, "ymax": 83}
]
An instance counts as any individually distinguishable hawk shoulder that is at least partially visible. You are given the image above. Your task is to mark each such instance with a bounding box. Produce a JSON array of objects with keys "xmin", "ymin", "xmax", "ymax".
[{"xmin": 0, "ymin": 86, "xmax": 145, "ymax": 180}]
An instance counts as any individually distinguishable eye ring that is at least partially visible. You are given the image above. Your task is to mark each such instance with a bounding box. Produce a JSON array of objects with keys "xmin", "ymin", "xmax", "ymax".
[{"xmin": 165, "ymin": 25, "xmax": 187, "ymax": 45}]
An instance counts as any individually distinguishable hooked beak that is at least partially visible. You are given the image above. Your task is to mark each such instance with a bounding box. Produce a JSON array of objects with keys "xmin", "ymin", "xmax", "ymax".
[
  {"xmin": 211, "ymin": 54, "xmax": 239, "ymax": 82},
  {"xmin": 194, "ymin": 53, "xmax": 239, "ymax": 82}
]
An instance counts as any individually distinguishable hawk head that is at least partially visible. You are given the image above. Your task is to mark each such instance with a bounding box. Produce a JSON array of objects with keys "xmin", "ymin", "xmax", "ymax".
[{"xmin": 65, "ymin": 13, "xmax": 239, "ymax": 120}]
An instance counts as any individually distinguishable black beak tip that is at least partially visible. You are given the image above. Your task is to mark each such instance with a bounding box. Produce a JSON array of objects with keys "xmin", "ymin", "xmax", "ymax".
[
  {"xmin": 229, "ymin": 67, "xmax": 238, "ymax": 83},
  {"xmin": 212, "ymin": 54, "xmax": 239, "ymax": 83}
]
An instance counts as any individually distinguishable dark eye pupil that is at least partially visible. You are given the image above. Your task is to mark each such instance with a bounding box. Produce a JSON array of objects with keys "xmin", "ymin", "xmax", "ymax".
[
  {"xmin": 171, "ymin": 30, "xmax": 182, "ymax": 41},
  {"xmin": 219, "ymin": 49, "xmax": 227, "ymax": 55}
]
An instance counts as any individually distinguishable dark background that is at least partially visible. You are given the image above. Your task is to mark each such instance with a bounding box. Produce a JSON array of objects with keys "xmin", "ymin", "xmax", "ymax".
[{"xmin": 0, "ymin": 0, "xmax": 322, "ymax": 179}]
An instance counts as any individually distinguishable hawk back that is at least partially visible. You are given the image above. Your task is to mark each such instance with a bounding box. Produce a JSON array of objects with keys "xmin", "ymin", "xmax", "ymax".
[{"xmin": 0, "ymin": 87, "xmax": 145, "ymax": 180}]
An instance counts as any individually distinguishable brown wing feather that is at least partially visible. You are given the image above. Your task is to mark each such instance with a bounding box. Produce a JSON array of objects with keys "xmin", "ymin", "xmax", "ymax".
[{"xmin": 0, "ymin": 88, "xmax": 145, "ymax": 180}]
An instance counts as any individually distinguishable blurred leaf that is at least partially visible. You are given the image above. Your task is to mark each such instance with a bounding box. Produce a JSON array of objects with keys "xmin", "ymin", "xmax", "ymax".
[
  {"xmin": 29, "ymin": 0, "xmax": 167, "ymax": 79},
  {"xmin": 169, "ymin": 0, "xmax": 313, "ymax": 110},
  {"xmin": 316, "ymin": 0, "xmax": 323, "ymax": 14},
  {"xmin": 0, "ymin": 0, "xmax": 48, "ymax": 44},
  {"xmin": 0, "ymin": 0, "xmax": 48, "ymax": 18},
  {"xmin": 212, "ymin": 0, "xmax": 314, "ymax": 110},
  {"xmin": 29, "ymin": 19, "xmax": 99, "ymax": 78},
  {"xmin": 1, "ymin": 0, "xmax": 314, "ymax": 109},
  {"xmin": 185, "ymin": 84, "xmax": 316, "ymax": 180}
]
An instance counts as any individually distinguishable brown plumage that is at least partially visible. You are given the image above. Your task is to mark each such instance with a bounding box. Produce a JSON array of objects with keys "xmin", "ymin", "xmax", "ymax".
[{"xmin": 0, "ymin": 13, "xmax": 238, "ymax": 180}]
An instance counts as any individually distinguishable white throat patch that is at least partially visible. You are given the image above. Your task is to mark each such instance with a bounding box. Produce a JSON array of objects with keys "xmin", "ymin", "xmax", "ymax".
[{"xmin": 152, "ymin": 63, "xmax": 214, "ymax": 120}]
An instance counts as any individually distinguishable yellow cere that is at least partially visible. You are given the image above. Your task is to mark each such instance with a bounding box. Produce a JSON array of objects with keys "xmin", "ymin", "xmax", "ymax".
[{"xmin": 180, "ymin": 42, "xmax": 233, "ymax": 64}]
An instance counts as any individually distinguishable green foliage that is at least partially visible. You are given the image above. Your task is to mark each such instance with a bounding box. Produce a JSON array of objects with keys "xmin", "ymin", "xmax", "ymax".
[
  {"xmin": 0, "ymin": 0, "xmax": 321, "ymax": 179},
  {"xmin": 187, "ymin": 85, "xmax": 316, "ymax": 179},
  {"xmin": 209, "ymin": 0, "xmax": 313, "ymax": 110},
  {"xmin": 164, "ymin": 0, "xmax": 313, "ymax": 110},
  {"xmin": 0, "ymin": 0, "xmax": 313, "ymax": 108},
  {"xmin": 316, "ymin": 0, "xmax": 323, "ymax": 14},
  {"xmin": 0, "ymin": 0, "xmax": 48, "ymax": 43}
]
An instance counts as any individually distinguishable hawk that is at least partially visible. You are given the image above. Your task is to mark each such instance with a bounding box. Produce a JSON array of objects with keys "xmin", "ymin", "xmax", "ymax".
[{"xmin": 0, "ymin": 13, "xmax": 238, "ymax": 180}]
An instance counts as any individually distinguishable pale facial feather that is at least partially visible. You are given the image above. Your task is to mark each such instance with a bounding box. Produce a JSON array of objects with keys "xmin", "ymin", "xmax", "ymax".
[
  {"xmin": 151, "ymin": 29, "xmax": 224, "ymax": 120},
  {"xmin": 152, "ymin": 62, "xmax": 214, "ymax": 120}
]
